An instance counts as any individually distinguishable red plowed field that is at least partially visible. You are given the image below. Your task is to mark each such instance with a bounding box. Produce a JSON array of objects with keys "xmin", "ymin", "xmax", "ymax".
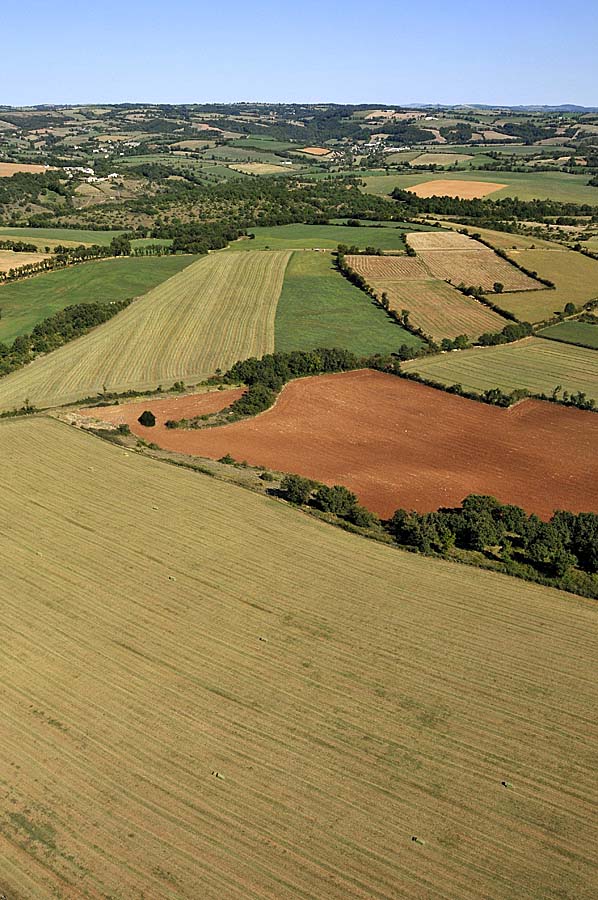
[
  {"xmin": 80, "ymin": 387, "xmax": 244, "ymax": 427},
  {"xmin": 83, "ymin": 371, "xmax": 598, "ymax": 518}
]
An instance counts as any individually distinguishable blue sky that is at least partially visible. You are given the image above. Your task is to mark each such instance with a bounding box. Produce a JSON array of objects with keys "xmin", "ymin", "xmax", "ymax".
[{"xmin": 2, "ymin": 0, "xmax": 597, "ymax": 106}]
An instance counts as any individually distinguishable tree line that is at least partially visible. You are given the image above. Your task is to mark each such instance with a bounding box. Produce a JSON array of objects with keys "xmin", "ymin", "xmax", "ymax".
[{"xmin": 0, "ymin": 300, "xmax": 131, "ymax": 377}]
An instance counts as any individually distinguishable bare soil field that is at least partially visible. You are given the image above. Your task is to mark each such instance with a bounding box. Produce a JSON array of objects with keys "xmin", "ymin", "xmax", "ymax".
[
  {"xmin": 2, "ymin": 417, "xmax": 597, "ymax": 899},
  {"xmin": 79, "ymin": 386, "xmax": 243, "ymax": 427},
  {"xmin": 407, "ymin": 179, "xmax": 507, "ymax": 199},
  {"xmin": 0, "ymin": 162, "xmax": 56, "ymax": 177},
  {"xmin": 87, "ymin": 369, "xmax": 598, "ymax": 519},
  {"xmin": 0, "ymin": 249, "xmax": 49, "ymax": 272}
]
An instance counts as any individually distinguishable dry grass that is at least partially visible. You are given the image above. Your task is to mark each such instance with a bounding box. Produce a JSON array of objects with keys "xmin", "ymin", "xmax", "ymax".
[
  {"xmin": 409, "ymin": 153, "xmax": 473, "ymax": 167},
  {"xmin": 408, "ymin": 232, "xmax": 484, "ymax": 252},
  {"xmin": 420, "ymin": 250, "xmax": 539, "ymax": 291},
  {"xmin": 407, "ymin": 179, "xmax": 507, "ymax": 199},
  {"xmin": 0, "ymin": 250, "xmax": 291, "ymax": 411},
  {"xmin": 377, "ymin": 279, "xmax": 507, "ymax": 340},
  {"xmin": 1, "ymin": 415, "xmax": 597, "ymax": 899},
  {"xmin": 498, "ymin": 248, "xmax": 598, "ymax": 322},
  {"xmin": 298, "ymin": 146, "xmax": 332, "ymax": 156},
  {"xmin": 0, "ymin": 250, "xmax": 49, "ymax": 272},
  {"xmin": 0, "ymin": 162, "xmax": 56, "ymax": 177},
  {"xmin": 347, "ymin": 254, "xmax": 430, "ymax": 279},
  {"xmin": 403, "ymin": 335, "xmax": 598, "ymax": 398},
  {"xmin": 229, "ymin": 162, "xmax": 291, "ymax": 175}
]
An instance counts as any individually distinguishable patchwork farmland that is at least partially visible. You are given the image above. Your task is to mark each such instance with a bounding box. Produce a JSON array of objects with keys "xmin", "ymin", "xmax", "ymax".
[
  {"xmin": 346, "ymin": 252, "xmax": 508, "ymax": 340},
  {"xmin": 402, "ymin": 336, "xmax": 598, "ymax": 399},
  {"xmin": 89, "ymin": 369, "xmax": 598, "ymax": 519},
  {"xmin": 0, "ymin": 251, "xmax": 291, "ymax": 410},
  {"xmin": 1, "ymin": 416, "xmax": 597, "ymax": 899},
  {"xmin": 405, "ymin": 232, "xmax": 540, "ymax": 292}
]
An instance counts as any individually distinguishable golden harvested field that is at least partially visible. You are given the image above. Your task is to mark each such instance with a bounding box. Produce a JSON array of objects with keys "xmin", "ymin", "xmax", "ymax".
[
  {"xmin": 229, "ymin": 162, "xmax": 291, "ymax": 175},
  {"xmin": 408, "ymin": 231, "xmax": 485, "ymax": 252},
  {"xmin": 376, "ymin": 279, "xmax": 506, "ymax": 340},
  {"xmin": 0, "ymin": 250, "xmax": 49, "ymax": 272},
  {"xmin": 409, "ymin": 152, "xmax": 473, "ymax": 167},
  {"xmin": 403, "ymin": 232, "xmax": 540, "ymax": 292},
  {"xmin": 407, "ymin": 179, "xmax": 507, "ymax": 199},
  {"xmin": 0, "ymin": 250, "xmax": 290, "ymax": 411},
  {"xmin": 420, "ymin": 249, "xmax": 540, "ymax": 291},
  {"xmin": 498, "ymin": 248, "xmax": 598, "ymax": 322},
  {"xmin": 346, "ymin": 253, "xmax": 508, "ymax": 340},
  {"xmin": 0, "ymin": 162, "xmax": 56, "ymax": 177},
  {"xmin": 443, "ymin": 224, "xmax": 560, "ymax": 251},
  {"xmin": 403, "ymin": 335, "xmax": 598, "ymax": 398},
  {"xmin": 1, "ymin": 416, "xmax": 598, "ymax": 899},
  {"xmin": 298, "ymin": 146, "xmax": 331, "ymax": 156},
  {"xmin": 347, "ymin": 254, "xmax": 430, "ymax": 279}
]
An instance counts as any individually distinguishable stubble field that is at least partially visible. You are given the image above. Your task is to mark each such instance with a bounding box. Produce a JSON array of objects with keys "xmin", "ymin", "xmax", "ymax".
[
  {"xmin": 402, "ymin": 336, "xmax": 598, "ymax": 399},
  {"xmin": 346, "ymin": 253, "xmax": 508, "ymax": 340},
  {"xmin": 0, "ymin": 251, "xmax": 291, "ymax": 410},
  {"xmin": 1, "ymin": 416, "xmax": 597, "ymax": 899}
]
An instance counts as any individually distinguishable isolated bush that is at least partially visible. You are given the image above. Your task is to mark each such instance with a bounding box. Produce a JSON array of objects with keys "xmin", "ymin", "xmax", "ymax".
[{"xmin": 138, "ymin": 410, "xmax": 156, "ymax": 427}]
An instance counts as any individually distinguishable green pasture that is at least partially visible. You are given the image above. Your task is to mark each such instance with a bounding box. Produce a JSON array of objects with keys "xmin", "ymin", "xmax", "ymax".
[
  {"xmin": 0, "ymin": 255, "xmax": 195, "ymax": 343},
  {"xmin": 537, "ymin": 320, "xmax": 598, "ymax": 350},
  {"xmin": 228, "ymin": 223, "xmax": 424, "ymax": 252},
  {"xmin": 274, "ymin": 250, "xmax": 422, "ymax": 355},
  {"xmin": 360, "ymin": 170, "xmax": 598, "ymax": 204}
]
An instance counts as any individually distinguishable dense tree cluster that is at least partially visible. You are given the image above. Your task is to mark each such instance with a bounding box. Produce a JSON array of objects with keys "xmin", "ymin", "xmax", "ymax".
[
  {"xmin": 388, "ymin": 494, "xmax": 598, "ymax": 581},
  {"xmin": 223, "ymin": 348, "xmax": 360, "ymax": 390},
  {"xmin": 280, "ymin": 474, "xmax": 377, "ymax": 528},
  {"xmin": 390, "ymin": 188, "xmax": 598, "ymax": 221},
  {"xmin": 0, "ymin": 238, "xmax": 38, "ymax": 253}
]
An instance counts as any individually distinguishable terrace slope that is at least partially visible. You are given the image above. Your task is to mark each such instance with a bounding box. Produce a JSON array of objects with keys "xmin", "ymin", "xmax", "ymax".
[{"xmin": 1, "ymin": 416, "xmax": 597, "ymax": 899}]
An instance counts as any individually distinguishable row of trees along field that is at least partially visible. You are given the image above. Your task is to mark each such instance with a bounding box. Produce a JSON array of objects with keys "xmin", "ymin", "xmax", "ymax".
[
  {"xmin": 390, "ymin": 188, "xmax": 598, "ymax": 221},
  {"xmin": 0, "ymin": 235, "xmax": 132, "ymax": 283},
  {"xmin": 278, "ymin": 478, "xmax": 598, "ymax": 596},
  {"xmin": 0, "ymin": 301, "xmax": 131, "ymax": 376}
]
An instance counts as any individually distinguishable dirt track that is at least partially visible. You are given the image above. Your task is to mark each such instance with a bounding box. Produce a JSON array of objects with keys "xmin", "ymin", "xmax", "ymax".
[{"xmin": 82, "ymin": 370, "xmax": 598, "ymax": 519}]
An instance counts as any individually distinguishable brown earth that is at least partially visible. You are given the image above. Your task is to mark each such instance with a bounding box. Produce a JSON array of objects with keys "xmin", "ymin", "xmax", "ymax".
[
  {"xmin": 81, "ymin": 370, "xmax": 598, "ymax": 519},
  {"xmin": 79, "ymin": 387, "xmax": 244, "ymax": 429},
  {"xmin": 407, "ymin": 179, "xmax": 507, "ymax": 199}
]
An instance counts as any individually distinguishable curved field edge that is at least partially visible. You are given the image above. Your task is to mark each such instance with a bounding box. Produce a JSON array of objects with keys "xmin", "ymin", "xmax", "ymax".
[
  {"xmin": 401, "ymin": 337, "xmax": 598, "ymax": 400},
  {"xmin": 1, "ymin": 416, "xmax": 597, "ymax": 899},
  {"xmin": 0, "ymin": 254, "xmax": 197, "ymax": 343},
  {"xmin": 0, "ymin": 250, "xmax": 291, "ymax": 412},
  {"xmin": 90, "ymin": 369, "xmax": 598, "ymax": 520},
  {"xmin": 274, "ymin": 251, "xmax": 421, "ymax": 354}
]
